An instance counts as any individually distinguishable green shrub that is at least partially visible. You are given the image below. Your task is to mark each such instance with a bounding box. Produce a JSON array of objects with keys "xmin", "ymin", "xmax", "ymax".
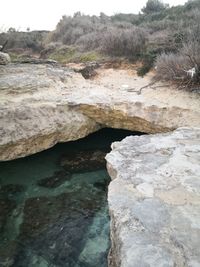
[
  {"xmin": 48, "ymin": 46, "xmax": 77, "ymax": 63},
  {"xmin": 79, "ymin": 51, "xmax": 102, "ymax": 62},
  {"xmin": 137, "ymin": 50, "xmax": 157, "ymax": 76}
]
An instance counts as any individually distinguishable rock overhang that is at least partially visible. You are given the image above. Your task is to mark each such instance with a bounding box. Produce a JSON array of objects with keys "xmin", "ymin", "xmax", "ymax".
[{"xmin": 0, "ymin": 63, "xmax": 199, "ymax": 161}]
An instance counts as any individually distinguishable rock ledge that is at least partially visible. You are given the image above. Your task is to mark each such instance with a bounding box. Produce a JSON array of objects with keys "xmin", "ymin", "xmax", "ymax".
[{"xmin": 0, "ymin": 64, "xmax": 200, "ymax": 160}]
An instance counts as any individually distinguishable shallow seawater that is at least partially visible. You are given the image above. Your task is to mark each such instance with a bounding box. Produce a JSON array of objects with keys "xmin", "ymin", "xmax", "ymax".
[{"xmin": 0, "ymin": 128, "xmax": 141, "ymax": 267}]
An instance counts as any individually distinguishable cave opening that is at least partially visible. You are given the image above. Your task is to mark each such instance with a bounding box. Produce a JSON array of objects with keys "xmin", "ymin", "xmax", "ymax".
[{"xmin": 0, "ymin": 128, "xmax": 144, "ymax": 267}]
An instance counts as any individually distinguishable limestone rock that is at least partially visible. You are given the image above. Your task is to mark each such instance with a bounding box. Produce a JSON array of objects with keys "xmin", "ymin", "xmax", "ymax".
[
  {"xmin": 0, "ymin": 64, "xmax": 100, "ymax": 161},
  {"xmin": 105, "ymin": 127, "xmax": 200, "ymax": 267},
  {"xmin": 65, "ymin": 69, "xmax": 200, "ymax": 134},
  {"xmin": 0, "ymin": 52, "xmax": 11, "ymax": 65},
  {"xmin": 0, "ymin": 64, "xmax": 200, "ymax": 161},
  {"xmin": 16, "ymin": 57, "xmax": 57, "ymax": 64}
]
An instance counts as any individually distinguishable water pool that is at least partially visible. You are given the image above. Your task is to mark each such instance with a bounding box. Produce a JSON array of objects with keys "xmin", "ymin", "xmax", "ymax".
[{"xmin": 0, "ymin": 128, "xmax": 140, "ymax": 267}]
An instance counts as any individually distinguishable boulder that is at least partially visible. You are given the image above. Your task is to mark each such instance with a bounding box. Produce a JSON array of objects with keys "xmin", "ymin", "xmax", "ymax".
[
  {"xmin": 0, "ymin": 52, "xmax": 11, "ymax": 65},
  {"xmin": 73, "ymin": 62, "xmax": 100, "ymax": 79},
  {"xmin": 106, "ymin": 127, "xmax": 200, "ymax": 267}
]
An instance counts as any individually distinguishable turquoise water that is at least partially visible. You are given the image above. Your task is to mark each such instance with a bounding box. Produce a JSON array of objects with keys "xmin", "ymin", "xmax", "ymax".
[{"xmin": 0, "ymin": 128, "xmax": 141, "ymax": 267}]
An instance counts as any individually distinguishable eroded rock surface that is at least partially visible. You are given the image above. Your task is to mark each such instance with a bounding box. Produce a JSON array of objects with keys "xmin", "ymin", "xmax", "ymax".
[
  {"xmin": 0, "ymin": 64, "xmax": 200, "ymax": 160},
  {"xmin": 0, "ymin": 52, "xmax": 10, "ymax": 65},
  {"xmin": 106, "ymin": 127, "xmax": 200, "ymax": 267},
  {"xmin": 0, "ymin": 64, "xmax": 100, "ymax": 160}
]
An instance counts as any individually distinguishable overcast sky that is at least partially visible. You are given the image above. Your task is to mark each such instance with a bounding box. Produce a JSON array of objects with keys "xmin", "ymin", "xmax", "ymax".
[{"xmin": 0, "ymin": 0, "xmax": 187, "ymax": 32}]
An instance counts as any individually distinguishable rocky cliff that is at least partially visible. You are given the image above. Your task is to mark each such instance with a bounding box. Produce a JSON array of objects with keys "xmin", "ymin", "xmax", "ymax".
[
  {"xmin": 0, "ymin": 64, "xmax": 199, "ymax": 160},
  {"xmin": 106, "ymin": 128, "xmax": 200, "ymax": 267}
]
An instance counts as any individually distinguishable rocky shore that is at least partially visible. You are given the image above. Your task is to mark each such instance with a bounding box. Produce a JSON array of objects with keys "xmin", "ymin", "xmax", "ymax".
[{"xmin": 0, "ymin": 63, "xmax": 200, "ymax": 267}]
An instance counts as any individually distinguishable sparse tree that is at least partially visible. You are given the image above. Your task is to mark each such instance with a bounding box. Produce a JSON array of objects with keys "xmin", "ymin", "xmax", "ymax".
[
  {"xmin": 142, "ymin": 0, "xmax": 168, "ymax": 14},
  {"xmin": 73, "ymin": 11, "xmax": 81, "ymax": 18},
  {"xmin": 8, "ymin": 27, "xmax": 16, "ymax": 33}
]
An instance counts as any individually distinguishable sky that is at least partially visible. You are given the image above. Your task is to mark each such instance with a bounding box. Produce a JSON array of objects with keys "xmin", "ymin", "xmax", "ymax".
[{"xmin": 0, "ymin": 0, "xmax": 187, "ymax": 32}]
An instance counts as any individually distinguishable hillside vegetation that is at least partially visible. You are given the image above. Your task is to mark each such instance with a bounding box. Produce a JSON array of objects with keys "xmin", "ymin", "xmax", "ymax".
[{"xmin": 0, "ymin": 0, "xmax": 200, "ymax": 89}]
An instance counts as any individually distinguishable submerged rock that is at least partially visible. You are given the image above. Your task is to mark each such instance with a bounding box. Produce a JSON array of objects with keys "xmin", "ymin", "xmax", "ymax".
[
  {"xmin": 37, "ymin": 170, "xmax": 71, "ymax": 188},
  {"xmin": 0, "ymin": 184, "xmax": 24, "ymax": 197},
  {"xmin": 106, "ymin": 127, "xmax": 200, "ymax": 267},
  {"xmin": 60, "ymin": 149, "xmax": 107, "ymax": 172},
  {"xmin": 0, "ymin": 198, "xmax": 16, "ymax": 234},
  {"xmin": 16, "ymin": 185, "xmax": 106, "ymax": 267},
  {"xmin": 0, "ymin": 241, "xmax": 18, "ymax": 267}
]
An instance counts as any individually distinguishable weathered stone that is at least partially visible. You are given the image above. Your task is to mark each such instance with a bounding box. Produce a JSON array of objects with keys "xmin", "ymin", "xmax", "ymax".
[
  {"xmin": 106, "ymin": 127, "xmax": 200, "ymax": 267},
  {"xmin": 60, "ymin": 149, "xmax": 107, "ymax": 172},
  {"xmin": 0, "ymin": 52, "xmax": 10, "ymax": 65},
  {"xmin": 77, "ymin": 63, "xmax": 99, "ymax": 79},
  {"xmin": 16, "ymin": 57, "xmax": 57, "ymax": 64},
  {"xmin": 72, "ymin": 62, "xmax": 100, "ymax": 79},
  {"xmin": 0, "ymin": 64, "xmax": 200, "ymax": 161},
  {"xmin": 0, "ymin": 64, "xmax": 100, "ymax": 160}
]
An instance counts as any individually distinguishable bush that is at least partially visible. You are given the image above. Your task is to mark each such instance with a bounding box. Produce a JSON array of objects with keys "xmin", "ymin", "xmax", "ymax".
[
  {"xmin": 1, "ymin": 0, "xmax": 200, "ymax": 77},
  {"xmin": 0, "ymin": 30, "xmax": 48, "ymax": 53},
  {"xmin": 50, "ymin": 14, "xmax": 103, "ymax": 45},
  {"xmin": 155, "ymin": 40, "xmax": 200, "ymax": 87},
  {"xmin": 137, "ymin": 50, "xmax": 157, "ymax": 76},
  {"xmin": 75, "ymin": 32, "xmax": 102, "ymax": 51},
  {"xmin": 48, "ymin": 45, "xmax": 77, "ymax": 63},
  {"xmin": 101, "ymin": 27, "xmax": 147, "ymax": 58}
]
